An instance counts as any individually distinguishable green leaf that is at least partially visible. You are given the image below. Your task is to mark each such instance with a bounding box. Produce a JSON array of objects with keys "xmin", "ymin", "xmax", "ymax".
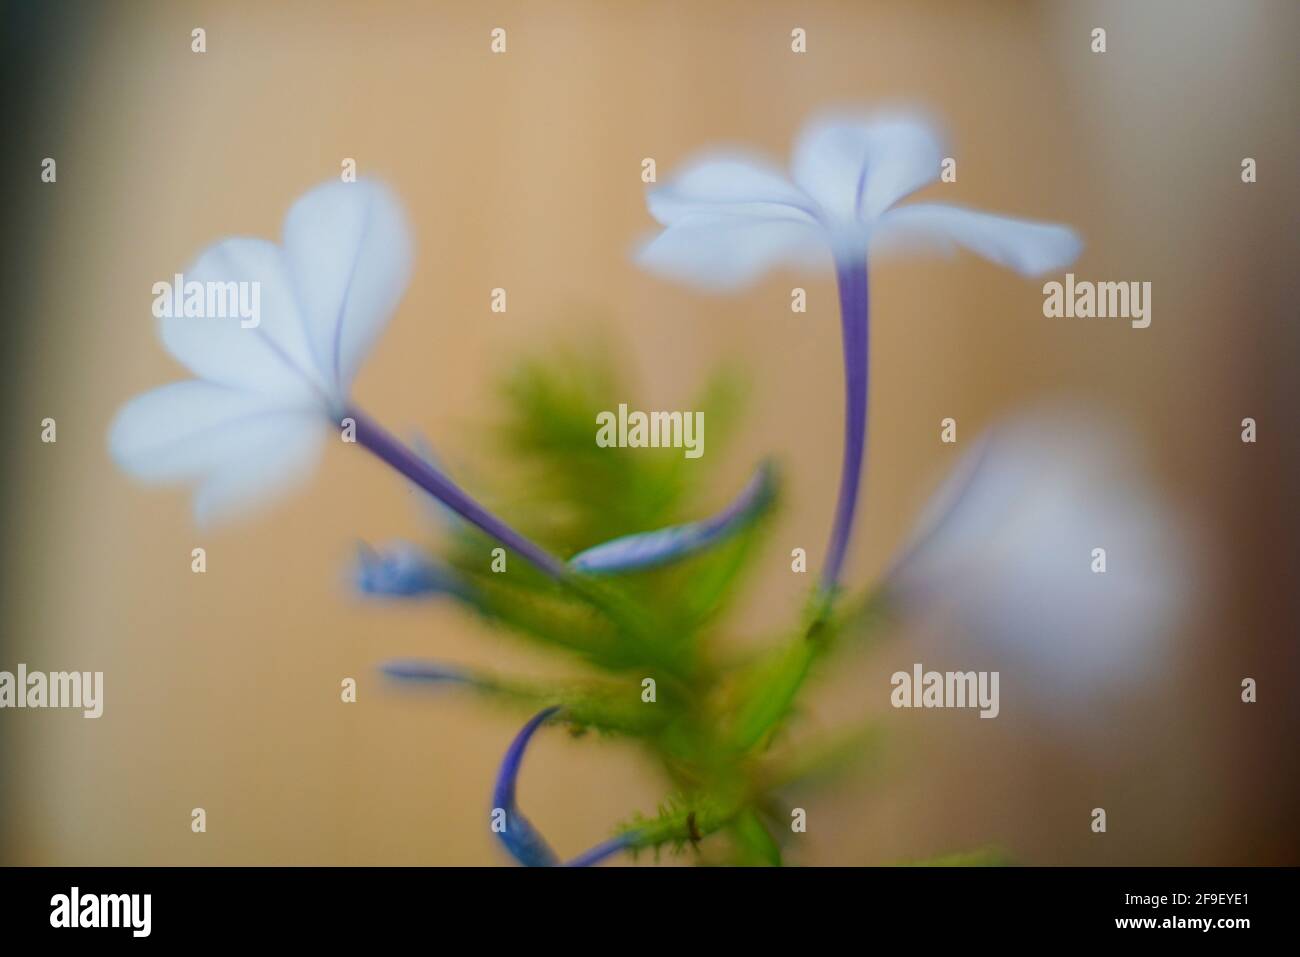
[
  {"xmin": 729, "ymin": 808, "xmax": 783, "ymax": 866},
  {"xmin": 724, "ymin": 636, "xmax": 817, "ymax": 753},
  {"xmin": 382, "ymin": 661, "xmax": 669, "ymax": 736}
]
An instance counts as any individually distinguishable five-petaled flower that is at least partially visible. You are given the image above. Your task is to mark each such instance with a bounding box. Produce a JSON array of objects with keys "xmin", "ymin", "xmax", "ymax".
[
  {"xmin": 109, "ymin": 180, "xmax": 412, "ymax": 525},
  {"xmin": 109, "ymin": 179, "xmax": 567, "ymax": 577},
  {"xmin": 638, "ymin": 110, "xmax": 1082, "ymax": 595},
  {"xmin": 638, "ymin": 109, "xmax": 1081, "ymax": 289}
]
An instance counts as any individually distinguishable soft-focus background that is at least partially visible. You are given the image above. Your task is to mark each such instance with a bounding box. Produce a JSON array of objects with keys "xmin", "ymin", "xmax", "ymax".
[{"xmin": 2, "ymin": 0, "xmax": 1297, "ymax": 865}]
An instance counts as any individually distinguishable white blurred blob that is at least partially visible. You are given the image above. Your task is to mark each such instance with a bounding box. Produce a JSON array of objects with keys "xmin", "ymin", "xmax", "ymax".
[{"xmin": 884, "ymin": 405, "xmax": 1196, "ymax": 706}]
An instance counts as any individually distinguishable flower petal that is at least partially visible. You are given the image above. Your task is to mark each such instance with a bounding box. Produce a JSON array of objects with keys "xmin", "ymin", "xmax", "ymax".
[
  {"xmin": 108, "ymin": 380, "xmax": 324, "ymax": 526},
  {"xmin": 282, "ymin": 179, "xmax": 412, "ymax": 400},
  {"xmin": 791, "ymin": 112, "xmax": 945, "ymax": 224},
  {"xmin": 492, "ymin": 707, "xmax": 563, "ymax": 867},
  {"xmin": 647, "ymin": 151, "xmax": 819, "ymax": 225},
  {"xmin": 569, "ymin": 462, "xmax": 775, "ymax": 573},
  {"xmin": 636, "ymin": 214, "xmax": 829, "ymax": 291},
  {"xmin": 871, "ymin": 203, "xmax": 1082, "ymax": 277},
  {"xmin": 192, "ymin": 426, "xmax": 325, "ymax": 527},
  {"xmin": 108, "ymin": 381, "xmax": 309, "ymax": 481},
  {"xmin": 159, "ymin": 238, "xmax": 327, "ymax": 404}
]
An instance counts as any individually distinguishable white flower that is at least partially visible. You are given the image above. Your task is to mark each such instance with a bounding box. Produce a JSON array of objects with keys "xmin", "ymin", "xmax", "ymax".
[
  {"xmin": 638, "ymin": 110, "xmax": 1082, "ymax": 290},
  {"xmin": 885, "ymin": 407, "xmax": 1192, "ymax": 701},
  {"xmin": 109, "ymin": 180, "xmax": 412, "ymax": 526}
]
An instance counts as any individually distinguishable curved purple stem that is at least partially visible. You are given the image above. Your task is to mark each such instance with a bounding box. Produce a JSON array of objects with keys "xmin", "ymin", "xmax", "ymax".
[
  {"xmin": 565, "ymin": 832, "xmax": 640, "ymax": 868},
  {"xmin": 492, "ymin": 707, "xmax": 640, "ymax": 868},
  {"xmin": 348, "ymin": 408, "xmax": 568, "ymax": 580},
  {"xmin": 820, "ymin": 259, "xmax": 870, "ymax": 594},
  {"xmin": 493, "ymin": 707, "xmax": 563, "ymax": 867}
]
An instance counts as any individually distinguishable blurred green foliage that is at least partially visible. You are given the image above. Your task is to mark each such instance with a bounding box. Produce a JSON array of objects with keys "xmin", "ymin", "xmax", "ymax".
[{"xmin": 418, "ymin": 342, "xmax": 909, "ymax": 865}]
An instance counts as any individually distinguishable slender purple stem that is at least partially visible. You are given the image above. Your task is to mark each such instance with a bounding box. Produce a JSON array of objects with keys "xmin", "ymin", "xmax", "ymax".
[
  {"xmin": 565, "ymin": 832, "xmax": 640, "ymax": 868},
  {"xmin": 820, "ymin": 258, "xmax": 870, "ymax": 594},
  {"xmin": 348, "ymin": 408, "xmax": 568, "ymax": 580}
]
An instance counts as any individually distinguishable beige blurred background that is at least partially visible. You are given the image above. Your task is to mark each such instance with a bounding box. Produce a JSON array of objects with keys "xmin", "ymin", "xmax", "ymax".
[{"xmin": 2, "ymin": 0, "xmax": 1297, "ymax": 865}]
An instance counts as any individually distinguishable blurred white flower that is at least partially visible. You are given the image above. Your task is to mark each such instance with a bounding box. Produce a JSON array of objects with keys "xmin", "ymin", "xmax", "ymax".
[
  {"xmin": 884, "ymin": 407, "xmax": 1192, "ymax": 699},
  {"xmin": 638, "ymin": 109, "xmax": 1082, "ymax": 290},
  {"xmin": 109, "ymin": 180, "xmax": 412, "ymax": 526}
]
